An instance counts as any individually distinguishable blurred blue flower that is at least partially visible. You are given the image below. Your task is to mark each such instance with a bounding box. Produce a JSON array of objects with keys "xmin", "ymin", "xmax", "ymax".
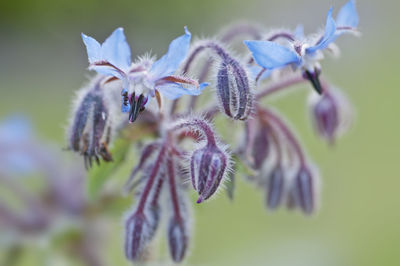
[
  {"xmin": 0, "ymin": 115, "xmax": 37, "ymax": 175},
  {"xmin": 82, "ymin": 27, "xmax": 208, "ymax": 119},
  {"xmin": 244, "ymin": 0, "xmax": 359, "ymax": 93}
]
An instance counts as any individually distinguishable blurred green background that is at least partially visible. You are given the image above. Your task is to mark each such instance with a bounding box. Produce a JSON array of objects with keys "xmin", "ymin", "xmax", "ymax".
[{"xmin": 1, "ymin": 0, "xmax": 399, "ymax": 265}]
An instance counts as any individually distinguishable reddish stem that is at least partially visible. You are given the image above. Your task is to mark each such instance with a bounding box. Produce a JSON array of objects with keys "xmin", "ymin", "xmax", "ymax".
[
  {"xmin": 136, "ymin": 143, "xmax": 167, "ymax": 214},
  {"xmin": 259, "ymin": 107, "xmax": 306, "ymax": 165},
  {"xmin": 166, "ymin": 156, "xmax": 182, "ymax": 221}
]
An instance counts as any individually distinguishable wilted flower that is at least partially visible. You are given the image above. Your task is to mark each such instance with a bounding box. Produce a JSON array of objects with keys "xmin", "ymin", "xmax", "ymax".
[
  {"xmin": 244, "ymin": 0, "xmax": 359, "ymax": 93},
  {"xmin": 81, "ymin": 27, "xmax": 208, "ymax": 122}
]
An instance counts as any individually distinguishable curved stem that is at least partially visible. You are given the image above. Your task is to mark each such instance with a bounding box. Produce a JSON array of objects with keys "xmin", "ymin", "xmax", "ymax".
[
  {"xmin": 256, "ymin": 75, "xmax": 306, "ymax": 99},
  {"xmin": 166, "ymin": 156, "xmax": 182, "ymax": 221},
  {"xmin": 136, "ymin": 143, "xmax": 167, "ymax": 214},
  {"xmin": 169, "ymin": 118, "xmax": 217, "ymax": 146},
  {"xmin": 259, "ymin": 107, "xmax": 306, "ymax": 165}
]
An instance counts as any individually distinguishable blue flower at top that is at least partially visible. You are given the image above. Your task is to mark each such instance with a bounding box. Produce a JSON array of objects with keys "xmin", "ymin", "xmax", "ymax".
[
  {"xmin": 244, "ymin": 0, "xmax": 359, "ymax": 93},
  {"xmin": 81, "ymin": 27, "xmax": 208, "ymax": 122}
]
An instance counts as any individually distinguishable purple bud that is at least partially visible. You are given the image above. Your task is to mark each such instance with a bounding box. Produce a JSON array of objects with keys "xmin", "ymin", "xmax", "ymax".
[
  {"xmin": 244, "ymin": 118, "xmax": 272, "ymax": 170},
  {"xmin": 124, "ymin": 206, "xmax": 160, "ymax": 261},
  {"xmin": 265, "ymin": 165, "xmax": 284, "ymax": 210},
  {"xmin": 291, "ymin": 166, "xmax": 317, "ymax": 215},
  {"xmin": 68, "ymin": 82, "xmax": 113, "ymax": 167},
  {"xmin": 168, "ymin": 217, "xmax": 188, "ymax": 263},
  {"xmin": 190, "ymin": 144, "xmax": 229, "ymax": 203},
  {"xmin": 312, "ymin": 93, "xmax": 339, "ymax": 143},
  {"xmin": 217, "ymin": 59, "xmax": 253, "ymax": 120}
]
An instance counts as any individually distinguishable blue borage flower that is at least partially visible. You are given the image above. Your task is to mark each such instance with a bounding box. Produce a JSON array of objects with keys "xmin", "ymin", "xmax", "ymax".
[
  {"xmin": 81, "ymin": 27, "xmax": 208, "ymax": 123},
  {"xmin": 244, "ymin": 0, "xmax": 359, "ymax": 93}
]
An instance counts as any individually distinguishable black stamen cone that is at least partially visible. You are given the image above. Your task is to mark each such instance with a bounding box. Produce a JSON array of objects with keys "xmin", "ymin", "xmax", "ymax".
[
  {"xmin": 304, "ymin": 70, "xmax": 322, "ymax": 94},
  {"xmin": 129, "ymin": 94, "xmax": 145, "ymax": 123}
]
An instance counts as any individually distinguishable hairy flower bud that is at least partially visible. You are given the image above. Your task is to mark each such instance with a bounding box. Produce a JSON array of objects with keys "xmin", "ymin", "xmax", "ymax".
[
  {"xmin": 265, "ymin": 165, "xmax": 284, "ymax": 210},
  {"xmin": 68, "ymin": 81, "xmax": 113, "ymax": 167},
  {"xmin": 243, "ymin": 118, "xmax": 272, "ymax": 170},
  {"xmin": 310, "ymin": 89, "xmax": 352, "ymax": 143},
  {"xmin": 168, "ymin": 217, "xmax": 188, "ymax": 263},
  {"xmin": 290, "ymin": 165, "xmax": 319, "ymax": 214},
  {"xmin": 190, "ymin": 143, "xmax": 230, "ymax": 203},
  {"xmin": 124, "ymin": 198, "xmax": 161, "ymax": 261},
  {"xmin": 216, "ymin": 58, "xmax": 253, "ymax": 120},
  {"xmin": 313, "ymin": 93, "xmax": 338, "ymax": 142}
]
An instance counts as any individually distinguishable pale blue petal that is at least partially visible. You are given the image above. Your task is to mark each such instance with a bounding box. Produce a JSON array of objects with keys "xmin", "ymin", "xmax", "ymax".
[
  {"xmin": 306, "ymin": 7, "xmax": 337, "ymax": 53},
  {"xmin": 101, "ymin": 27, "xmax": 132, "ymax": 71},
  {"xmin": 294, "ymin": 24, "xmax": 305, "ymax": 41},
  {"xmin": 0, "ymin": 115, "xmax": 32, "ymax": 143},
  {"xmin": 336, "ymin": 0, "xmax": 359, "ymax": 28},
  {"xmin": 90, "ymin": 65, "xmax": 125, "ymax": 80},
  {"xmin": 81, "ymin": 33, "xmax": 102, "ymax": 63},
  {"xmin": 150, "ymin": 27, "xmax": 191, "ymax": 78},
  {"xmin": 244, "ymin": 40, "xmax": 301, "ymax": 69},
  {"xmin": 157, "ymin": 82, "xmax": 208, "ymax": 100}
]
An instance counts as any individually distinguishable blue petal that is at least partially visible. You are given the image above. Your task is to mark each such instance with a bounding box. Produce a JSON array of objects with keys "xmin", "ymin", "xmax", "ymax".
[
  {"xmin": 150, "ymin": 27, "xmax": 191, "ymax": 78},
  {"xmin": 306, "ymin": 7, "xmax": 337, "ymax": 54},
  {"xmin": 244, "ymin": 40, "xmax": 301, "ymax": 69},
  {"xmin": 101, "ymin": 27, "xmax": 132, "ymax": 71},
  {"xmin": 90, "ymin": 65, "xmax": 125, "ymax": 80},
  {"xmin": 294, "ymin": 24, "xmax": 305, "ymax": 41},
  {"xmin": 81, "ymin": 33, "xmax": 102, "ymax": 64},
  {"xmin": 157, "ymin": 82, "xmax": 208, "ymax": 100},
  {"xmin": 336, "ymin": 0, "xmax": 359, "ymax": 28},
  {"xmin": 0, "ymin": 115, "xmax": 33, "ymax": 143}
]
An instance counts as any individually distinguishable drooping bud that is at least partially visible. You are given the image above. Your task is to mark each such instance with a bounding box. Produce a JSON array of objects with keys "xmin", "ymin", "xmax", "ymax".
[
  {"xmin": 68, "ymin": 81, "xmax": 114, "ymax": 168},
  {"xmin": 168, "ymin": 217, "xmax": 189, "ymax": 263},
  {"xmin": 313, "ymin": 93, "xmax": 338, "ymax": 142},
  {"xmin": 243, "ymin": 117, "xmax": 271, "ymax": 170},
  {"xmin": 265, "ymin": 165, "xmax": 285, "ymax": 210},
  {"xmin": 166, "ymin": 155, "xmax": 191, "ymax": 262},
  {"xmin": 124, "ymin": 212, "xmax": 155, "ymax": 261},
  {"xmin": 182, "ymin": 40, "xmax": 253, "ymax": 120},
  {"xmin": 124, "ymin": 144, "xmax": 167, "ymax": 261},
  {"xmin": 124, "ymin": 174, "xmax": 164, "ymax": 261},
  {"xmin": 216, "ymin": 56, "xmax": 253, "ymax": 120},
  {"xmin": 290, "ymin": 165, "xmax": 319, "ymax": 215},
  {"xmin": 310, "ymin": 88, "xmax": 352, "ymax": 144},
  {"xmin": 190, "ymin": 143, "xmax": 229, "ymax": 203}
]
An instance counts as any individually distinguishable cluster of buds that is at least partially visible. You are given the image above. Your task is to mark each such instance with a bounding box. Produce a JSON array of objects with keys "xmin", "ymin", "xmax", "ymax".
[{"xmin": 66, "ymin": 0, "xmax": 359, "ymax": 263}]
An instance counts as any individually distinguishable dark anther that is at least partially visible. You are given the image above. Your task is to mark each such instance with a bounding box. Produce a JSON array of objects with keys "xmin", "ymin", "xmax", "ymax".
[
  {"xmin": 129, "ymin": 94, "xmax": 145, "ymax": 123},
  {"xmin": 304, "ymin": 69, "xmax": 322, "ymax": 94}
]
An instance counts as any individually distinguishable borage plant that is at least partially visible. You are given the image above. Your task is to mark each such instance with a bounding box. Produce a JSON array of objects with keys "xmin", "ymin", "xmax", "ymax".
[{"xmin": 67, "ymin": 0, "xmax": 359, "ymax": 263}]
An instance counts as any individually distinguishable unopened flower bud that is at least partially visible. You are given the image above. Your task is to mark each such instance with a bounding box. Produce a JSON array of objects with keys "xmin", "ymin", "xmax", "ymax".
[
  {"xmin": 68, "ymin": 82, "xmax": 114, "ymax": 167},
  {"xmin": 168, "ymin": 217, "xmax": 188, "ymax": 263},
  {"xmin": 291, "ymin": 165, "xmax": 319, "ymax": 215},
  {"xmin": 243, "ymin": 118, "xmax": 271, "ymax": 170},
  {"xmin": 217, "ymin": 59, "xmax": 253, "ymax": 120},
  {"xmin": 190, "ymin": 143, "xmax": 230, "ymax": 203},
  {"xmin": 310, "ymin": 89, "xmax": 352, "ymax": 143},
  {"xmin": 265, "ymin": 165, "xmax": 284, "ymax": 210},
  {"xmin": 124, "ymin": 206, "xmax": 160, "ymax": 261}
]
